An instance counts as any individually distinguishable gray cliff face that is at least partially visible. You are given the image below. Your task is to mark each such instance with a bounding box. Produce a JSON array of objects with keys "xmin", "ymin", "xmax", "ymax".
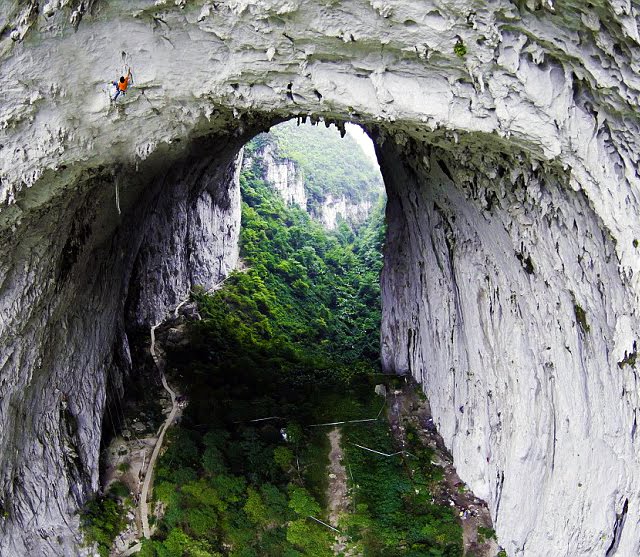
[
  {"xmin": 378, "ymin": 136, "xmax": 636, "ymax": 556},
  {"xmin": 127, "ymin": 150, "xmax": 242, "ymax": 328},
  {"xmin": 256, "ymin": 143, "xmax": 308, "ymax": 210},
  {"xmin": 311, "ymin": 194, "xmax": 373, "ymax": 230},
  {"xmin": 252, "ymin": 143, "xmax": 373, "ymax": 229},
  {"xmin": 0, "ymin": 132, "xmax": 246, "ymax": 556},
  {"xmin": 2, "ymin": 1, "xmax": 640, "ymax": 556}
]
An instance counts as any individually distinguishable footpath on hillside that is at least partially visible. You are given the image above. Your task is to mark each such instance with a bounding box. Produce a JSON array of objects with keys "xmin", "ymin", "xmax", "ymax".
[
  {"xmin": 326, "ymin": 427, "xmax": 352, "ymax": 555},
  {"xmin": 99, "ymin": 319, "xmax": 185, "ymax": 557}
]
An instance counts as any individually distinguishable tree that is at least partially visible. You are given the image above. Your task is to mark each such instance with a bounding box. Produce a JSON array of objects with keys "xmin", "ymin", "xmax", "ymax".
[{"xmin": 288, "ymin": 487, "xmax": 321, "ymax": 517}]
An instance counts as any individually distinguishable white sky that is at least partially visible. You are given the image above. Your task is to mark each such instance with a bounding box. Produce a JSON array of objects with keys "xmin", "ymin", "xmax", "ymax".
[{"xmin": 345, "ymin": 123, "xmax": 380, "ymax": 169}]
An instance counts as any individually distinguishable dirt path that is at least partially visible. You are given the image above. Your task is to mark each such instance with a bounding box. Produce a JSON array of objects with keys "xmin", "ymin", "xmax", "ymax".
[
  {"xmin": 139, "ymin": 326, "xmax": 179, "ymax": 539},
  {"xmin": 326, "ymin": 428, "xmax": 352, "ymax": 555},
  {"xmin": 387, "ymin": 381, "xmax": 500, "ymax": 557},
  {"xmin": 139, "ymin": 372, "xmax": 177, "ymax": 538},
  {"xmin": 327, "ymin": 428, "xmax": 349, "ymax": 525},
  {"xmin": 113, "ymin": 326, "xmax": 179, "ymax": 556}
]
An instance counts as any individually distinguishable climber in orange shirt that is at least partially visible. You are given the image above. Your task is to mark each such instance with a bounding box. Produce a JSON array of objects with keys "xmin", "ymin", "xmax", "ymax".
[{"xmin": 111, "ymin": 67, "xmax": 133, "ymax": 102}]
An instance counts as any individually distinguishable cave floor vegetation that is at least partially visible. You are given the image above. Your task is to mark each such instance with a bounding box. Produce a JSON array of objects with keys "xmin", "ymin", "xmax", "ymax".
[
  {"xmin": 81, "ymin": 130, "xmax": 477, "ymax": 556},
  {"xmin": 137, "ymin": 162, "xmax": 462, "ymax": 557}
]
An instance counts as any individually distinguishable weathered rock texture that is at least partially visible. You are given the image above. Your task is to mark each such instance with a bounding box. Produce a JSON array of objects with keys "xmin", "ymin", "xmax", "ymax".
[
  {"xmin": 2, "ymin": 1, "xmax": 640, "ymax": 556},
  {"xmin": 127, "ymin": 149, "xmax": 242, "ymax": 328},
  {"xmin": 257, "ymin": 142, "xmax": 308, "ymax": 209},
  {"xmin": 312, "ymin": 193, "xmax": 373, "ymax": 230},
  {"xmin": 379, "ymin": 138, "xmax": 636, "ymax": 556}
]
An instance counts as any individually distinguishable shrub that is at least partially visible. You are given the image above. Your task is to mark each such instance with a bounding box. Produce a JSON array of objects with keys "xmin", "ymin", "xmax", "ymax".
[
  {"xmin": 477, "ymin": 525, "xmax": 497, "ymax": 541},
  {"xmin": 454, "ymin": 39, "xmax": 467, "ymax": 57},
  {"xmin": 108, "ymin": 481, "xmax": 129, "ymax": 499},
  {"xmin": 80, "ymin": 495, "xmax": 126, "ymax": 557},
  {"xmin": 574, "ymin": 303, "xmax": 590, "ymax": 333}
]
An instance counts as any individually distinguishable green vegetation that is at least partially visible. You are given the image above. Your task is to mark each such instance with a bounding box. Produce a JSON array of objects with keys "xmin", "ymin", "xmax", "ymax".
[
  {"xmin": 254, "ymin": 120, "xmax": 383, "ymax": 211},
  {"xmin": 477, "ymin": 526, "xmax": 497, "ymax": 542},
  {"xmin": 454, "ymin": 39, "xmax": 467, "ymax": 57},
  {"xmin": 618, "ymin": 342, "xmax": 637, "ymax": 369},
  {"xmin": 117, "ymin": 462, "xmax": 131, "ymax": 473},
  {"xmin": 341, "ymin": 419, "xmax": 460, "ymax": 556},
  {"xmin": 573, "ymin": 302, "xmax": 590, "ymax": 334},
  {"xmin": 80, "ymin": 483, "xmax": 131, "ymax": 557},
  {"xmin": 116, "ymin": 128, "xmax": 461, "ymax": 556},
  {"xmin": 234, "ymin": 151, "xmax": 385, "ymax": 364}
]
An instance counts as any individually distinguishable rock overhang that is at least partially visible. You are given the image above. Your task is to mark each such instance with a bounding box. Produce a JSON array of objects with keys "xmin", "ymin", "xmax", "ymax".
[
  {"xmin": 2, "ymin": 1, "xmax": 640, "ymax": 556},
  {"xmin": 3, "ymin": 0, "xmax": 638, "ymax": 265},
  {"xmin": 0, "ymin": 1, "xmax": 583, "ymax": 191}
]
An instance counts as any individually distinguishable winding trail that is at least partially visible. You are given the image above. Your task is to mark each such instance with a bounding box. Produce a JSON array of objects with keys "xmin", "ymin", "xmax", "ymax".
[
  {"xmin": 117, "ymin": 325, "xmax": 179, "ymax": 556},
  {"xmin": 139, "ymin": 324, "xmax": 179, "ymax": 539},
  {"xmin": 140, "ymin": 373, "xmax": 177, "ymax": 538},
  {"xmin": 327, "ymin": 428, "xmax": 349, "ymax": 525},
  {"xmin": 117, "ymin": 325, "xmax": 180, "ymax": 556},
  {"xmin": 117, "ymin": 287, "xmax": 224, "ymax": 555}
]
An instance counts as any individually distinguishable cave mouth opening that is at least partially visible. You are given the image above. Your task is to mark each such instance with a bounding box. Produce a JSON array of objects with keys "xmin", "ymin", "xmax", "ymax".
[
  {"xmin": 95, "ymin": 110, "xmax": 521, "ymax": 551},
  {"xmin": 108, "ymin": 115, "xmax": 390, "ymax": 435},
  {"xmin": 224, "ymin": 115, "xmax": 388, "ymax": 376},
  {"xmin": 92, "ymin": 117, "xmax": 477, "ymax": 557},
  {"xmin": 104, "ymin": 115, "xmax": 390, "ymax": 437},
  {"xmin": 166, "ymin": 115, "xmax": 392, "ymax": 431},
  {"xmin": 152, "ymin": 116, "xmax": 392, "ymax": 423}
]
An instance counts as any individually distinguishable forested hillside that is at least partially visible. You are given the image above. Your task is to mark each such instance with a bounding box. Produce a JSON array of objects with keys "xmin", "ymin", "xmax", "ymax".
[
  {"xmin": 234, "ymin": 151, "xmax": 385, "ymax": 364},
  {"xmin": 255, "ymin": 120, "xmax": 384, "ymax": 212}
]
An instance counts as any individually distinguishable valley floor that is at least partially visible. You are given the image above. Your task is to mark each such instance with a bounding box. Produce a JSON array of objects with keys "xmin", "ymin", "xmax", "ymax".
[{"xmin": 87, "ymin": 319, "xmax": 502, "ymax": 557}]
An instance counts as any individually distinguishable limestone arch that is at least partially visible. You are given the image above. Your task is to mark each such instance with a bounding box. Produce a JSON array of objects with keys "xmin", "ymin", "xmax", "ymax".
[{"xmin": 1, "ymin": 2, "xmax": 640, "ymax": 556}]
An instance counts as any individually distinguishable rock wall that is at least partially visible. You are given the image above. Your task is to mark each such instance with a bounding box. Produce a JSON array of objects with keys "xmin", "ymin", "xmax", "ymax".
[
  {"xmin": 311, "ymin": 194, "xmax": 373, "ymax": 230},
  {"xmin": 253, "ymin": 143, "xmax": 375, "ymax": 229},
  {"xmin": 2, "ymin": 1, "xmax": 640, "ymax": 555},
  {"xmin": 0, "ymin": 132, "xmax": 246, "ymax": 556},
  {"xmin": 252, "ymin": 143, "xmax": 308, "ymax": 209},
  {"xmin": 127, "ymin": 150, "xmax": 242, "ymax": 328},
  {"xmin": 379, "ymin": 136, "xmax": 638, "ymax": 556}
]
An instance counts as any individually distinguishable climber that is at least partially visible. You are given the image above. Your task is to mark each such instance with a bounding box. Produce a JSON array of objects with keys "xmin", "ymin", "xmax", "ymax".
[{"xmin": 111, "ymin": 67, "xmax": 133, "ymax": 102}]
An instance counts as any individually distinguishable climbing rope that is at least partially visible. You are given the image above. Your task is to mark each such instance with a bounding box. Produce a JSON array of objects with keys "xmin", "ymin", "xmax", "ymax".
[{"xmin": 115, "ymin": 177, "xmax": 121, "ymax": 215}]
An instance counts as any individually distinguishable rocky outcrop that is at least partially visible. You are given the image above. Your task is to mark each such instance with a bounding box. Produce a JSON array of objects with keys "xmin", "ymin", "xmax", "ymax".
[
  {"xmin": 2, "ymin": 1, "xmax": 640, "ymax": 556},
  {"xmin": 127, "ymin": 150, "xmax": 242, "ymax": 328},
  {"xmin": 311, "ymin": 194, "xmax": 373, "ymax": 230},
  {"xmin": 257, "ymin": 143, "xmax": 308, "ymax": 209},
  {"xmin": 253, "ymin": 143, "xmax": 375, "ymax": 229}
]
